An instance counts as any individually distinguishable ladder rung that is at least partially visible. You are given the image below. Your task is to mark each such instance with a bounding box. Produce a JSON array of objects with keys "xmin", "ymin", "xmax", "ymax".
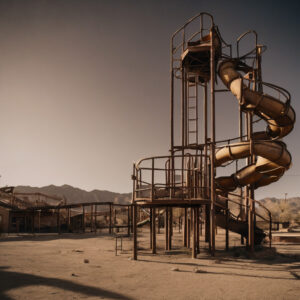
[
  {"xmin": 188, "ymin": 119, "xmax": 197, "ymax": 121},
  {"xmin": 188, "ymin": 106, "xmax": 196, "ymax": 109},
  {"xmin": 188, "ymin": 96, "xmax": 197, "ymax": 98},
  {"xmin": 189, "ymin": 131, "xmax": 197, "ymax": 133}
]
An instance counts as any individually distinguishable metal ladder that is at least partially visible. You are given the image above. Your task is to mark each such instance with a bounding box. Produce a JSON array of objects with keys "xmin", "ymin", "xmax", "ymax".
[{"xmin": 186, "ymin": 73, "xmax": 199, "ymax": 146}]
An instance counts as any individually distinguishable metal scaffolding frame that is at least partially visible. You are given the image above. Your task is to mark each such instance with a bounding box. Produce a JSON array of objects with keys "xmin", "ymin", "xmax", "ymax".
[{"xmin": 131, "ymin": 12, "xmax": 294, "ymax": 259}]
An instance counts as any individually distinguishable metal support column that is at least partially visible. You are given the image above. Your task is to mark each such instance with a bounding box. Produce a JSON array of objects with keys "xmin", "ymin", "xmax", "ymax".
[
  {"xmin": 168, "ymin": 207, "xmax": 172, "ymax": 250},
  {"xmin": 165, "ymin": 207, "xmax": 169, "ymax": 250},
  {"xmin": 196, "ymin": 207, "xmax": 200, "ymax": 253},
  {"xmin": 152, "ymin": 207, "xmax": 156, "ymax": 254},
  {"xmin": 133, "ymin": 204, "xmax": 137, "ymax": 260},
  {"xmin": 225, "ymin": 200, "xmax": 229, "ymax": 251},
  {"xmin": 183, "ymin": 207, "xmax": 187, "ymax": 247},
  {"xmin": 209, "ymin": 28, "xmax": 216, "ymax": 256},
  {"xmin": 127, "ymin": 205, "xmax": 130, "ymax": 236},
  {"xmin": 150, "ymin": 207, "xmax": 153, "ymax": 249},
  {"xmin": 192, "ymin": 207, "xmax": 197, "ymax": 258},
  {"xmin": 109, "ymin": 203, "xmax": 112, "ymax": 234}
]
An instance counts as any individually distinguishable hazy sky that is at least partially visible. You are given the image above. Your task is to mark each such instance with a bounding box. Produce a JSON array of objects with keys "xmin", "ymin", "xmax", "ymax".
[{"xmin": 0, "ymin": 0, "xmax": 299, "ymax": 199}]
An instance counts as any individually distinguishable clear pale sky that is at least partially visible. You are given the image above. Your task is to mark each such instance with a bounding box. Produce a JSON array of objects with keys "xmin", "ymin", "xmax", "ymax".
[{"xmin": 0, "ymin": 0, "xmax": 299, "ymax": 199}]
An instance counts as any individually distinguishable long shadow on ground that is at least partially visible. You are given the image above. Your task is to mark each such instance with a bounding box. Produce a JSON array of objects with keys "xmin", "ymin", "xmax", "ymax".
[{"xmin": 0, "ymin": 266, "xmax": 132, "ymax": 300}]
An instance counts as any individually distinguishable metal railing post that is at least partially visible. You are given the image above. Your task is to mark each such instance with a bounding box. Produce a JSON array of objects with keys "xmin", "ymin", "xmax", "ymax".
[{"xmin": 151, "ymin": 158, "xmax": 155, "ymax": 201}]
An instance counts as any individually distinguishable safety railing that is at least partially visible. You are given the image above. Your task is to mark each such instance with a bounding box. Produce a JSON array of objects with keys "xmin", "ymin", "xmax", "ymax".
[
  {"xmin": 132, "ymin": 155, "xmax": 272, "ymax": 246},
  {"xmin": 132, "ymin": 154, "xmax": 210, "ymax": 203},
  {"xmin": 235, "ymin": 30, "xmax": 291, "ymax": 116},
  {"xmin": 171, "ymin": 12, "xmax": 232, "ymax": 80},
  {"xmin": 221, "ymin": 191, "xmax": 272, "ymax": 248}
]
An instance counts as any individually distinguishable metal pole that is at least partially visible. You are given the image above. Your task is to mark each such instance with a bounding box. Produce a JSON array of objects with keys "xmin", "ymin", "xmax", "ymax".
[
  {"xmin": 181, "ymin": 67, "xmax": 185, "ymax": 147},
  {"xmin": 82, "ymin": 206, "xmax": 85, "ymax": 233},
  {"xmin": 203, "ymin": 83, "xmax": 208, "ymax": 197},
  {"xmin": 209, "ymin": 28, "xmax": 216, "ymax": 256},
  {"xmin": 225, "ymin": 200, "xmax": 229, "ymax": 251},
  {"xmin": 115, "ymin": 236, "xmax": 118, "ymax": 256},
  {"xmin": 131, "ymin": 164, "xmax": 135, "ymax": 234},
  {"xmin": 127, "ymin": 205, "xmax": 130, "ymax": 236},
  {"xmin": 187, "ymin": 210, "xmax": 191, "ymax": 249},
  {"xmin": 245, "ymin": 114, "xmax": 249, "ymax": 249},
  {"xmin": 181, "ymin": 69, "xmax": 186, "ymax": 203},
  {"xmin": 109, "ymin": 203, "xmax": 112, "ymax": 234},
  {"xmin": 269, "ymin": 214, "xmax": 272, "ymax": 249},
  {"xmin": 133, "ymin": 204, "xmax": 137, "ymax": 260},
  {"xmin": 152, "ymin": 208, "xmax": 156, "ymax": 254},
  {"xmin": 192, "ymin": 207, "xmax": 197, "ymax": 258},
  {"xmin": 151, "ymin": 158, "xmax": 155, "ymax": 201},
  {"xmin": 205, "ymin": 205, "xmax": 210, "ymax": 243},
  {"xmin": 169, "ymin": 35, "xmax": 175, "ymax": 202},
  {"xmin": 171, "ymin": 66, "xmax": 174, "ymax": 153},
  {"xmin": 196, "ymin": 207, "xmax": 200, "ymax": 253},
  {"xmin": 150, "ymin": 207, "xmax": 153, "ymax": 249},
  {"xmin": 131, "ymin": 205, "xmax": 134, "ymax": 233},
  {"xmin": 183, "ymin": 207, "xmax": 187, "ymax": 247},
  {"xmin": 95, "ymin": 205, "xmax": 97, "ymax": 234},
  {"xmin": 248, "ymin": 111, "xmax": 254, "ymax": 252},
  {"xmin": 239, "ymin": 102, "xmax": 244, "ymax": 245},
  {"xmin": 168, "ymin": 207, "xmax": 173, "ymax": 250},
  {"xmin": 165, "ymin": 207, "xmax": 169, "ymax": 250}
]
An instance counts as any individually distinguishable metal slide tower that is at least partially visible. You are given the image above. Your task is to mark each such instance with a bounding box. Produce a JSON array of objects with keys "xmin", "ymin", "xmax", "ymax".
[{"xmin": 131, "ymin": 13, "xmax": 295, "ymax": 258}]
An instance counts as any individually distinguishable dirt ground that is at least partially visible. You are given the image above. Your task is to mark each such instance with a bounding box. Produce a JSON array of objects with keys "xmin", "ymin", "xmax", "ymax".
[{"xmin": 0, "ymin": 228, "xmax": 299, "ymax": 300}]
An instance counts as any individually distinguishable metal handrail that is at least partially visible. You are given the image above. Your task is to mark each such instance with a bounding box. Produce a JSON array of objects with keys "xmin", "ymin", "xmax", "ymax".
[
  {"xmin": 133, "ymin": 168, "xmax": 272, "ymax": 246},
  {"xmin": 171, "ymin": 12, "xmax": 215, "ymax": 60},
  {"xmin": 236, "ymin": 30, "xmax": 257, "ymax": 59},
  {"xmin": 242, "ymin": 76, "xmax": 291, "ymax": 104},
  {"xmin": 225, "ymin": 191, "xmax": 272, "ymax": 247},
  {"xmin": 135, "ymin": 153, "xmax": 209, "ymax": 170},
  {"xmin": 171, "ymin": 12, "xmax": 214, "ymax": 42}
]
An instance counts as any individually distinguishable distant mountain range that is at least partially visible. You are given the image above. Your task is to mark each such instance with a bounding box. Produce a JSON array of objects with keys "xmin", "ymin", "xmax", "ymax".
[
  {"xmin": 11, "ymin": 185, "xmax": 300, "ymax": 220},
  {"xmin": 14, "ymin": 184, "xmax": 132, "ymax": 205}
]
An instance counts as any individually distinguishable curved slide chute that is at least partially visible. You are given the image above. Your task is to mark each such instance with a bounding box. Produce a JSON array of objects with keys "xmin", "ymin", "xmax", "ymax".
[{"xmin": 215, "ymin": 60, "xmax": 295, "ymax": 191}]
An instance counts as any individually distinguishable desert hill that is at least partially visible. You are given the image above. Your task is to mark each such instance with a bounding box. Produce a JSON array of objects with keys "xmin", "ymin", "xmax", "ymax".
[
  {"xmin": 11, "ymin": 185, "xmax": 300, "ymax": 221},
  {"xmin": 14, "ymin": 184, "xmax": 131, "ymax": 205}
]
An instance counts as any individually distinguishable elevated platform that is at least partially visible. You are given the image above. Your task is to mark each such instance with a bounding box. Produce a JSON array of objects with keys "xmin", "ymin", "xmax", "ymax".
[{"xmin": 181, "ymin": 34, "xmax": 221, "ymax": 83}]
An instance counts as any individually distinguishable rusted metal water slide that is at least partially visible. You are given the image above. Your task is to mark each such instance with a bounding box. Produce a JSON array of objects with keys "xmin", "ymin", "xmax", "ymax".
[{"xmin": 131, "ymin": 13, "xmax": 295, "ymax": 259}]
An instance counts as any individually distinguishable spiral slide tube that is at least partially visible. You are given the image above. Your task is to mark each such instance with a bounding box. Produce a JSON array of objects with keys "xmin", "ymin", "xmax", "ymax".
[{"xmin": 215, "ymin": 60, "xmax": 295, "ymax": 191}]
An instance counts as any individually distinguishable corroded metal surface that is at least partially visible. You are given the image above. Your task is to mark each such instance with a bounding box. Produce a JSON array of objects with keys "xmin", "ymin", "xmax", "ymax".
[{"xmin": 131, "ymin": 12, "xmax": 294, "ymax": 258}]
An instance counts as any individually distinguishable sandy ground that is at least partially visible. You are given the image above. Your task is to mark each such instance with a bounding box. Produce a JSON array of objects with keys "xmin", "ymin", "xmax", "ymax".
[{"xmin": 0, "ymin": 228, "xmax": 300, "ymax": 300}]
